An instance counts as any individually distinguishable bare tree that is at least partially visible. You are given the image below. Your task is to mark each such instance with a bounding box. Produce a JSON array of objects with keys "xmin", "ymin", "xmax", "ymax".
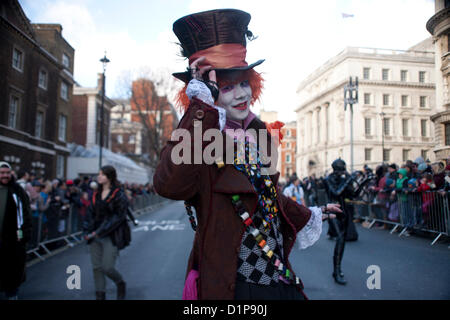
[
  {"xmin": 115, "ymin": 68, "xmax": 181, "ymax": 168},
  {"xmin": 137, "ymin": 67, "xmax": 183, "ymax": 107}
]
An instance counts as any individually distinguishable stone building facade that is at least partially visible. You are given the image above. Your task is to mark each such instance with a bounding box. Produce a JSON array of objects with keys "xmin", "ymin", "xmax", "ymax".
[
  {"xmin": 427, "ymin": 0, "xmax": 450, "ymax": 161},
  {"xmin": 295, "ymin": 44, "xmax": 436, "ymax": 177},
  {"xmin": 0, "ymin": 0, "xmax": 74, "ymax": 178},
  {"xmin": 72, "ymin": 73, "xmax": 116, "ymax": 150},
  {"xmin": 110, "ymin": 100, "xmax": 144, "ymax": 156}
]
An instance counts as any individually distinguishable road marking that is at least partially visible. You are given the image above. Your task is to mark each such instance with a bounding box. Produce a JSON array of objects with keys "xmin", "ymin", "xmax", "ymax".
[{"xmin": 133, "ymin": 220, "xmax": 186, "ymax": 232}]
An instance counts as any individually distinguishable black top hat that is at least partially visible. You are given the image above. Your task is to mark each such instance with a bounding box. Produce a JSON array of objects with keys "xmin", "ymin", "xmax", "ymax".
[{"xmin": 172, "ymin": 9, "xmax": 264, "ymax": 83}]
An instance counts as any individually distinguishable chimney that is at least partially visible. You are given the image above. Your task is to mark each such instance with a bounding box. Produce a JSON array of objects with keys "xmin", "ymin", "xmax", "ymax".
[{"xmin": 32, "ymin": 23, "xmax": 63, "ymax": 34}]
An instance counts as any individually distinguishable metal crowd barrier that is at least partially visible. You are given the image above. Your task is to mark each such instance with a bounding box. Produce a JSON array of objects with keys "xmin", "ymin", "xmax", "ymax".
[
  {"xmin": 129, "ymin": 193, "xmax": 167, "ymax": 215},
  {"xmin": 26, "ymin": 193, "xmax": 169, "ymax": 262},
  {"xmin": 349, "ymin": 191, "xmax": 450, "ymax": 246}
]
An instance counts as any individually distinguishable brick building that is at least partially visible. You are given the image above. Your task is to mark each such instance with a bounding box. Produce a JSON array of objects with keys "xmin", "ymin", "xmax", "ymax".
[
  {"xmin": 280, "ymin": 122, "xmax": 298, "ymax": 182},
  {"xmin": 259, "ymin": 110, "xmax": 298, "ymax": 183},
  {"xmin": 0, "ymin": 0, "xmax": 75, "ymax": 178}
]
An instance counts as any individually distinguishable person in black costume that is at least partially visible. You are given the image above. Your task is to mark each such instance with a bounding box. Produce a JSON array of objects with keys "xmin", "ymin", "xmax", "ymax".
[{"xmin": 324, "ymin": 159, "xmax": 357, "ymax": 285}]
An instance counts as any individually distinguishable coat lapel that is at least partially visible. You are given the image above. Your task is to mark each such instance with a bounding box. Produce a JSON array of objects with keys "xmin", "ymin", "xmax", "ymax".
[
  {"xmin": 212, "ymin": 165, "xmax": 255, "ymax": 195},
  {"xmin": 270, "ymin": 172, "xmax": 280, "ymax": 186},
  {"xmin": 212, "ymin": 165, "xmax": 259, "ymax": 216}
]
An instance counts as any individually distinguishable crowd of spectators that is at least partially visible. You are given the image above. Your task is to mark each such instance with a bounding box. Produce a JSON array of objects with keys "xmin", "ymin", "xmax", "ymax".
[
  {"xmin": 356, "ymin": 156, "xmax": 450, "ymax": 236},
  {"xmin": 280, "ymin": 173, "xmax": 327, "ymax": 207},
  {"xmin": 10, "ymin": 170, "xmax": 155, "ymax": 250},
  {"xmin": 13, "ymin": 155, "xmax": 449, "ymax": 247},
  {"xmin": 281, "ymin": 156, "xmax": 450, "ymax": 237}
]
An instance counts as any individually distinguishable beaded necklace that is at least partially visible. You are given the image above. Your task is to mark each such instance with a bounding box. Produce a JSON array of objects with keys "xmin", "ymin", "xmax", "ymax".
[
  {"xmin": 229, "ymin": 138, "xmax": 301, "ymax": 286},
  {"xmin": 233, "ymin": 139, "xmax": 278, "ymax": 231}
]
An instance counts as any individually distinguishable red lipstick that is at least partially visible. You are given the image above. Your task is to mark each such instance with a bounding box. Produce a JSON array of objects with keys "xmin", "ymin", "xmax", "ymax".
[{"xmin": 233, "ymin": 102, "xmax": 248, "ymax": 111}]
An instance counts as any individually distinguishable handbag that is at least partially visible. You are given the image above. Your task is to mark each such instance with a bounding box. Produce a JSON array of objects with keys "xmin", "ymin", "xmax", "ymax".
[{"xmin": 112, "ymin": 218, "xmax": 131, "ymax": 250}]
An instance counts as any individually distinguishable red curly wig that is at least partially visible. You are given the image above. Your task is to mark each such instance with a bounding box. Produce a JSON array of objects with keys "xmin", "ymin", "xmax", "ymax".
[{"xmin": 175, "ymin": 69, "xmax": 264, "ymax": 113}]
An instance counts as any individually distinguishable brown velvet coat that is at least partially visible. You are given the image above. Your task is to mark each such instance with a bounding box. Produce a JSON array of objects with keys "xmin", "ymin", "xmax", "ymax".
[{"xmin": 153, "ymin": 98, "xmax": 312, "ymax": 299}]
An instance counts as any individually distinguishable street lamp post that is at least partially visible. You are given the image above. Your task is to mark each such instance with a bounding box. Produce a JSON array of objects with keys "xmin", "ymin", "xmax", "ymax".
[
  {"xmin": 99, "ymin": 52, "xmax": 110, "ymax": 170},
  {"xmin": 344, "ymin": 76, "xmax": 358, "ymax": 173},
  {"xmin": 380, "ymin": 112, "xmax": 386, "ymax": 164}
]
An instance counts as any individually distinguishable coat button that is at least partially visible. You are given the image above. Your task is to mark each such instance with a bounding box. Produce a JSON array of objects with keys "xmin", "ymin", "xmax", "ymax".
[
  {"xmin": 235, "ymin": 246, "xmax": 240, "ymax": 254},
  {"xmin": 195, "ymin": 109, "xmax": 205, "ymax": 119},
  {"xmin": 229, "ymin": 283, "xmax": 235, "ymax": 291}
]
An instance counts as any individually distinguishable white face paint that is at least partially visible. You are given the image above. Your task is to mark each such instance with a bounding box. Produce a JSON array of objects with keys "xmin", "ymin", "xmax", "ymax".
[{"xmin": 217, "ymin": 80, "xmax": 252, "ymax": 121}]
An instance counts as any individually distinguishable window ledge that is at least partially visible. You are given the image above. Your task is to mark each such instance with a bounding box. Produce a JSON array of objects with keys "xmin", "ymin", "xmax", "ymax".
[{"xmin": 12, "ymin": 66, "xmax": 23, "ymax": 73}]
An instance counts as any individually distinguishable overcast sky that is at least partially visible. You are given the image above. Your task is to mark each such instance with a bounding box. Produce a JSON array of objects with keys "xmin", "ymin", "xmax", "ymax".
[{"xmin": 20, "ymin": 0, "xmax": 435, "ymax": 122}]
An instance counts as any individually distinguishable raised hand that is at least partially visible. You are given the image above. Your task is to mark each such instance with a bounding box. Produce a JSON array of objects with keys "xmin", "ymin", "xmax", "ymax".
[
  {"xmin": 189, "ymin": 56, "xmax": 219, "ymax": 101},
  {"xmin": 190, "ymin": 56, "xmax": 212, "ymax": 80}
]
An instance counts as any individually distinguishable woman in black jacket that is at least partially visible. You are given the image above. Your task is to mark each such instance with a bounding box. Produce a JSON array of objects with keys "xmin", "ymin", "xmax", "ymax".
[{"xmin": 83, "ymin": 165, "xmax": 129, "ymax": 300}]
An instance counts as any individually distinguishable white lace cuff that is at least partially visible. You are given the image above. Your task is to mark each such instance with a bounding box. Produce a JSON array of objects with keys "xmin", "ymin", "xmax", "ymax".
[
  {"xmin": 185, "ymin": 79, "xmax": 226, "ymax": 131},
  {"xmin": 297, "ymin": 206, "xmax": 323, "ymax": 250},
  {"xmin": 186, "ymin": 79, "xmax": 214, "ymax": 106},
  {"xmin": 214, "ymin": 106, "xmax": 226, "ymax": 132}
]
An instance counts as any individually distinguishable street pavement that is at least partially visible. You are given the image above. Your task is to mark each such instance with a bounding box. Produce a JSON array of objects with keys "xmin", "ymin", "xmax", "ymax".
[{"xmin": 19, "ymin": 201, "xmax": 450, "ymax": 300}]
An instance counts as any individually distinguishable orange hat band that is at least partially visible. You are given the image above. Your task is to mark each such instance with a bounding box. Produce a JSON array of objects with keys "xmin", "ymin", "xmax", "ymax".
[{"xmin": 189, "ymin": 43, "xmax": 248, "ymax": 70}]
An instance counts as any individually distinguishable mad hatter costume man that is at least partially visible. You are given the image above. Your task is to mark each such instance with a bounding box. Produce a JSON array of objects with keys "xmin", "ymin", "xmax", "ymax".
[{"xmin": 153, "ymin": 9, "xmax": 342, "ymax": 300}]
